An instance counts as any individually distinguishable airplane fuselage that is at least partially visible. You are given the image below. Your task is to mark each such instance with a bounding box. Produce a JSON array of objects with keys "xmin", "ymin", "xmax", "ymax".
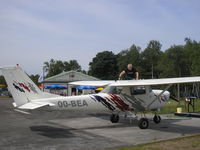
[{"xmin": 36, "ymin": 86, "xmax": 170, "ymax": 114}]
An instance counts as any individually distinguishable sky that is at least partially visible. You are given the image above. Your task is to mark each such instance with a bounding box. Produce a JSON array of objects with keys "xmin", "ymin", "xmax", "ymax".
[{"xmin": 0, "ymin": 0, "xmax": 200, "ymax": 75}]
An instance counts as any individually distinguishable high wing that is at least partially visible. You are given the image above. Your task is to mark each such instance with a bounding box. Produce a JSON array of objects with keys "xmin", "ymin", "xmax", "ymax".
[
  {"xmin": 69, "ymin": 80, "xmax": 115, "ymax": 87},
  {"xmin": 69, "ymin": 77, "xmax": 200, "ymax": 87},
  {"xmin": 110, "ymin": 76, "xmax": 200, "ymax": 86}
]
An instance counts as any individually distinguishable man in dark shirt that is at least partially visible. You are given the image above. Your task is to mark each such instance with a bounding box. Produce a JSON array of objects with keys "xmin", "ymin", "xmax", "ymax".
[{"xmin": 119, "ymin": 64, "xmax": 139, "ymax": 80}]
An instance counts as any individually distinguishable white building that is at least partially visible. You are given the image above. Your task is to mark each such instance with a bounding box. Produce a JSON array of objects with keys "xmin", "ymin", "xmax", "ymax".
[{"xmin": 43, "ymin": 71, "xmax": 99, "ymax": 96}]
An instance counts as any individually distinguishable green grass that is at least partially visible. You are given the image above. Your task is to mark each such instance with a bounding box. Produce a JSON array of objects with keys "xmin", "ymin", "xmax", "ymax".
[
  {"xmin": 159, "ymin": 99, "xmax": 200, "ymax": 114},
  {"xmin": 111, "ymin": 134, "xmax": 200, "ymax": 150}
]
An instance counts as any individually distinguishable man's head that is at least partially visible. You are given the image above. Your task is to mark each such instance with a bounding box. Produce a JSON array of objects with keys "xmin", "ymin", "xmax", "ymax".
[{"xmin": 127, "ymin": 64, "xmax": 133, "ymax": 70}]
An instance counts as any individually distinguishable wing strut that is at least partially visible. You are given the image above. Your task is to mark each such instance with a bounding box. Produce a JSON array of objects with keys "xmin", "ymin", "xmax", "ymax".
[{"xmin": 147, "ymin": 84, "xmax": 172, "ymax": 109}]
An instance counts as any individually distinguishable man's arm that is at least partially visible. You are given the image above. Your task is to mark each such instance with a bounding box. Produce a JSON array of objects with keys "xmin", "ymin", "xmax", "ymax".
[
  {"xmin": 136, "ymin": 72, "xmax": 139, "ymax": 80},
  {"xmin": 119, "ymin": 71, "xmax": 125, "ymax": 80}
]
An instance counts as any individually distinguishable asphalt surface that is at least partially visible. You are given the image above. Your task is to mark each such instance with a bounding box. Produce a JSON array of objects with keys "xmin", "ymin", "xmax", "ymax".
[{"xmin": 1, "ymin": 98, "xmax": 200, "ymax": 150}]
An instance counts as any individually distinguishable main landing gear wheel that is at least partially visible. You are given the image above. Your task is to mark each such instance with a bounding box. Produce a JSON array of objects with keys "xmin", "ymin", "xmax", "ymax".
[
  {"xmin": 110, "ymin": 114, "xmax": 119, "ymax": 123},
  {"xmin": 153, "ymin": 115, "xmax": 161, "ymax": 124},
  {"xmin": 138, "ymin": 118, "xmax": 149, "ymax": 129}
]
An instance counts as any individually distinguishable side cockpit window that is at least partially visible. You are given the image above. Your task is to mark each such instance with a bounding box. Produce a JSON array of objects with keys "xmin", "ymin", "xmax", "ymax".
[{"xmin": 130, "ymin": 87, "xmax": 146, "ymax": 95}]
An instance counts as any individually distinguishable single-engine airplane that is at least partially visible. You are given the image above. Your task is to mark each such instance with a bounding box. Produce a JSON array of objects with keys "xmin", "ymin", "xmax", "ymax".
[{"xmin": 1, "ymin": 66, "xmax": 200, "ymax": 129}]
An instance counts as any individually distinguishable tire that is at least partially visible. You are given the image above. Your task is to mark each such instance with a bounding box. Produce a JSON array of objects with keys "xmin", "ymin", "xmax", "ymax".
[
  {"xmin": 110, "ymin": 114, "xmax": 119, "ymax": 123},
  {"xmin": 138, "ymin": 118, "xmax": 149, "ymax": 129},
  {"xmin": 153, "ymin": 115, "xmax": 161, "ymax": 124}
]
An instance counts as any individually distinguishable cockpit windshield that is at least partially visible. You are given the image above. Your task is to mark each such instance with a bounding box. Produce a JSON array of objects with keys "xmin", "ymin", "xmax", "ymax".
[
  {"xmin": 101, "ymin": 85, "xmax": 149, "ymax": 95},
  {"xmin": 100, "ymin": 86, "xmax": 123, "ymax": 94}
]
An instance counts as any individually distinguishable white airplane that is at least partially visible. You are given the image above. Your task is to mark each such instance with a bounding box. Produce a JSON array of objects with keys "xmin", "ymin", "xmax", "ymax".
[{"xmin": 1, "ymin": 66, "xmax": 200, "ymax": 129}]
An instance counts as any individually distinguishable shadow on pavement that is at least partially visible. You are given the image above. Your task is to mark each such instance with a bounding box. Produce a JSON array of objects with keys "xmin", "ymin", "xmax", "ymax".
[{"xmin": 30, "ymin": 125, "xmax": 74, "ymax": 138}]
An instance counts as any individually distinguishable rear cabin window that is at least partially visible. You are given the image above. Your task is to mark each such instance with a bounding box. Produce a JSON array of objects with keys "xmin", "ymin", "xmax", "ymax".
[{"xmin": 130, "ymin": 87, "xmax": 146, "ymax": 95}]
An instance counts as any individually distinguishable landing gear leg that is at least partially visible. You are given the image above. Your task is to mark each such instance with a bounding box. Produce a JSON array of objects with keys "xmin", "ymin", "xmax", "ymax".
[
  {"xmin": 153, "ymin": 114, "xmax": 161, "ymax": 124},
  {"xmin": 110, "ymin": 114, "xmax": 119, "ymax": 123}
]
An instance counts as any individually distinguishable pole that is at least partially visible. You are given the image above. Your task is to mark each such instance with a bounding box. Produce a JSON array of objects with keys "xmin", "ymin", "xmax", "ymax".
[
  {"xmin": 43, "ymin": 66, "xmax": 45, "ymax": 92},
  {"xmin": 178, "ymin": 84, "xmax": 180, "ymax": 105},
  {"xmin": 152, "ymin": 64, "xmax": 154, "ymax": 79}
]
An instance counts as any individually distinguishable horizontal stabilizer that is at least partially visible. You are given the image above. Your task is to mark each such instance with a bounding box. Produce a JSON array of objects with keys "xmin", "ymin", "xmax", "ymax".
[
  {"xmin": 18, "ymin": 101, "xmax": 55, "ymax": 110},
  {"xmin": 14, "ymin": 109, "xmax": 30, "ymax": 114}
]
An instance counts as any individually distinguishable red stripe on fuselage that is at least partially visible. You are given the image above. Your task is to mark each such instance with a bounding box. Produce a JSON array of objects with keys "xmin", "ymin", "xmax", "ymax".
[{"xmin": 106, "ymin": 94, "xmax": 130, "ymax": 111}]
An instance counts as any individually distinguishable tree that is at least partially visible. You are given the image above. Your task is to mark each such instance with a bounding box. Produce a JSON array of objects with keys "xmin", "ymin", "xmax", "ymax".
[
  {"xmin": 184, "ymin": 38, "xmax": 200, "ymax": 76},
  {"xmin": 44, "ymin": 59, "xmax": 82, "ymax": 77},
  {"xmin": 29, "ymin": 74, "xmax": 40, "ymax": 86},
  {"xmin": 44, "ymin": 59, "xmax": 64, "ymax": 78},
  {"xmin": 0, "ymin": 75, "xmax": 6, "ymax": 85},
  {"xmin": 69, "ymin": 60, "xmax": 81, "ymax": 71},
  {"xmin": 89, "ymin": 51, "xmax": 118, "ymax": 80},
  {"xmin": 141, "ymin": 40, "xmax": 163, "ymax": 79},
  {"xmin": 117, "ymin": 44, "xmax": 141, "ymax": 74},
  {"xmin": 158, "ymin": 45, "xmax": 190, "ymax": 78},
  {"xmin": 63, "ymin": 60, "xmax": 81, "ymax": 72}
]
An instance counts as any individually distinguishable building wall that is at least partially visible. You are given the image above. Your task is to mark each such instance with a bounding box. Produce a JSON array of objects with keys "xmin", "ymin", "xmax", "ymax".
[{"xmin": 43, "ymin": 71, "xmax": 99, "ymax": 96}]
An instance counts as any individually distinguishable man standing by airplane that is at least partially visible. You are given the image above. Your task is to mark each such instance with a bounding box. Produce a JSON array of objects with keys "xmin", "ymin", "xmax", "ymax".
[{"xmin": 119, "ymin": 64, "xmax": 139, "ymax": 80}]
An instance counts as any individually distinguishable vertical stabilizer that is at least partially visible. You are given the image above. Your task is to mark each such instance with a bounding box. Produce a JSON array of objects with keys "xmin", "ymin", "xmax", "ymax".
[{"xmin": 1, "ymin": 66, "xmax": 57, "ymax": 107}]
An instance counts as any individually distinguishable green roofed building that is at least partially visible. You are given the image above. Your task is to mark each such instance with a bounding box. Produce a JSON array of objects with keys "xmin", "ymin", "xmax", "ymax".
[{"xmin": 43, "ymin": 70, "xmax": 99, "ymax": 96}]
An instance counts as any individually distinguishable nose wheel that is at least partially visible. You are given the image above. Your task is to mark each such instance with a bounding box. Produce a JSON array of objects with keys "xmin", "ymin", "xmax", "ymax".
[
  {"xmin": 110, "ymin": 114, "xmax": 119, "ymax": 123},
  {"xmin": 153, "ymin": 115, "xmax": 161, "ymax": 124}
]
